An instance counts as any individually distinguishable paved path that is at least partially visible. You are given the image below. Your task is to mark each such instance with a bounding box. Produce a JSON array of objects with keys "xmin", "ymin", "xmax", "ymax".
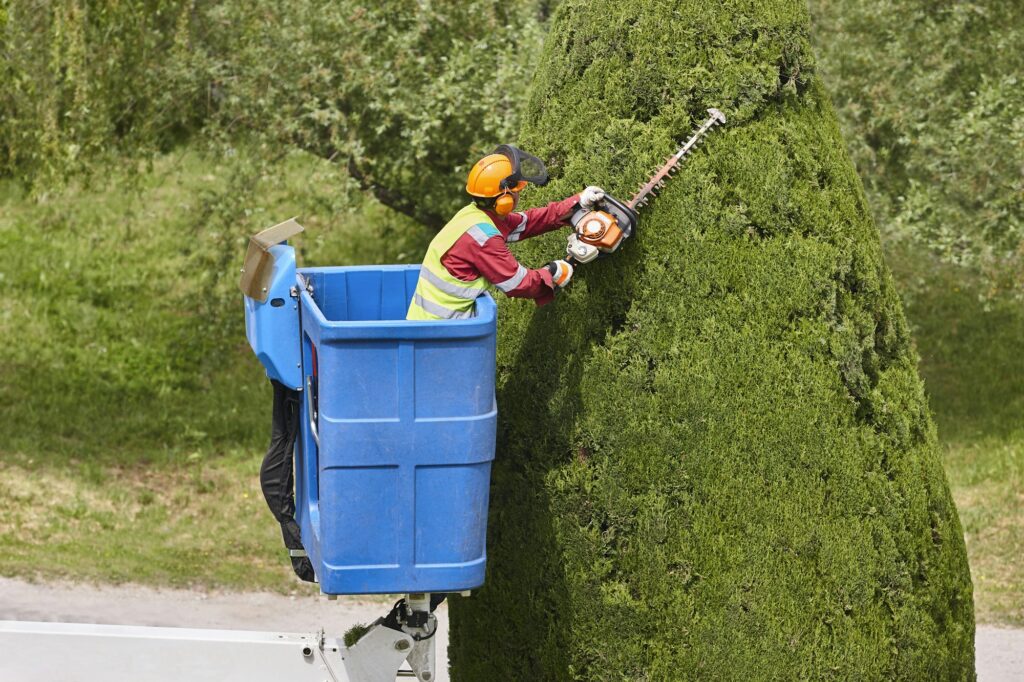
[
  {"xmin": 976, "ymin": 625, "xmax": 1024, "ymax": 681},
  {"xmin": 1, "ymin": 577, "xmax": 1019, "ymax": 679}
]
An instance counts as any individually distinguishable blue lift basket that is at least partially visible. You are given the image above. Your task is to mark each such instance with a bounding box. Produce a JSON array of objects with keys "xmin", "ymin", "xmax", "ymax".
[{"xmin": 241, "ymin": 220, "xmax": 497, "ymax": 595}]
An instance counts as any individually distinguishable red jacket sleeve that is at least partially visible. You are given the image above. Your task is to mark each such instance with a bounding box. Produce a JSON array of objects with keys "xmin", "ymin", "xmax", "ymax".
[{"xmin": 504, "ymin": 194, "xmax": 580, "ymax": 243}]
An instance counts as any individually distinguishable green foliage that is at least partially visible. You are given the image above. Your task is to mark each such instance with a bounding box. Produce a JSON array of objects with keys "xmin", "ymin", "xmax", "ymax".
[
  {"xmin": 812, "ymin": 0, "xmax": 1024, "ymax": 293},
  {"xmin": 893, "ymin": 249, "xmax": 1024, "ymax": 443},
  {"xmin": 0, "ymin": 0, "xmax": 214, "ymax": 184},
  {"xmin": 449, "ymin": 1, "xmax": 974, "ymax": 678},
  {"xmin": 343, "ymin": 622, "xmax": 371, "ymax": 648}
]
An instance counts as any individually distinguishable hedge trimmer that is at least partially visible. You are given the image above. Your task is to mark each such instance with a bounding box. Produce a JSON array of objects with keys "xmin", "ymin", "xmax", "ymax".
[{"xmin": 566, "ymin": 107, "xmax": 727, "ymax": 264}]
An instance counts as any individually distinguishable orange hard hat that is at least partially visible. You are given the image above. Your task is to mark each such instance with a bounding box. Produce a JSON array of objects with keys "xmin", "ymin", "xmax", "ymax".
[
  {"xmin": 466, "ymin": 154, "xmax": 524, "ymax": 197},
  {"xmin": 466, "ymin": 145, "xmax": 549, "ymax": 198}
]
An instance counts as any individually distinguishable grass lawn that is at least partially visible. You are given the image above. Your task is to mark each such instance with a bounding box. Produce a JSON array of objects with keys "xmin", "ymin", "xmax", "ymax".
[
  {"xmin": 0, "ymin": 448, "xmax": 301, "ymax": 592},
  {"xmin": 946, "ymin": 435, "xmax": 1024, "ymax": 625},
  {"xmin": 1, "ymin": 145, "xmax": 1020, "ymax": 625}
]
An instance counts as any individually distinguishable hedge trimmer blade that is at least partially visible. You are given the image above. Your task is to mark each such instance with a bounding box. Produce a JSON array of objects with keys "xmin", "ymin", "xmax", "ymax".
[
  {"xmin": 629, "ymin": 107, "xmax": 727, "ymax": 211},
  {"xmin": 565, "ymin": 107, "xmax": 726, "ymax": 265}
]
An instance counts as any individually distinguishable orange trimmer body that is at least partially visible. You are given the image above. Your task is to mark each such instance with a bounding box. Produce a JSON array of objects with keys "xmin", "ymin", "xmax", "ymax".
[{"xmin": 576, "ymin": 210, "xmax": 626, "ymax": 251}]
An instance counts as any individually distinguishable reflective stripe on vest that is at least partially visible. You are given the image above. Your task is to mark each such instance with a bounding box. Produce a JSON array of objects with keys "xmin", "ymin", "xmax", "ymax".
[
  {"xmin": 410, "ymin": 293, "xmax": 477, "ymax": 320},
  {"xmin": 418, "ymin": 267, "xmax": 481, "ymax": 299},
  {"xmin": 406, "ymin": 204, "xmax": 498, "ymax": 321}
]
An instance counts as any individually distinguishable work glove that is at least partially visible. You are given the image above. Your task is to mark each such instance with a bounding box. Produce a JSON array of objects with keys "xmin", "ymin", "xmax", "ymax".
[
  {"xmin": 546, "ymin": 259, "xmax": 574, "ymax": 288},
  {"xmin": 579, "ymin": 186, "xmax": 606, "ymax": 211}
]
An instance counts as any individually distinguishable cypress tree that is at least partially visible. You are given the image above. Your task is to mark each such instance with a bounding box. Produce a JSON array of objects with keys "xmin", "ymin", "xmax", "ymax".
[{"xmin": 448, "ymin": 1, "xmax": 975, "ymax": 679}]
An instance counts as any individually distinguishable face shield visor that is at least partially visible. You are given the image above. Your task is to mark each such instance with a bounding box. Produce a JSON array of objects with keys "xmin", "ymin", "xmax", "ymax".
[{"xmin": 494, "ymin": 145, "xmax": 549, "ymax": 192}]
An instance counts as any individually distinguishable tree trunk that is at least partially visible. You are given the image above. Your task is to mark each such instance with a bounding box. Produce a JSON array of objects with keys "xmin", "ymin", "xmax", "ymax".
[{"xmin": 449, "ymin": 1, "xmax": 975, "ymax": 679}]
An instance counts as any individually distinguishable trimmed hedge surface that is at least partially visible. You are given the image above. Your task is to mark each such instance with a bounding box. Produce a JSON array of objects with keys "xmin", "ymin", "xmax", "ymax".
[{"xmin": 449, "ymin": 1, "xmax": 975, "ymax": 679}]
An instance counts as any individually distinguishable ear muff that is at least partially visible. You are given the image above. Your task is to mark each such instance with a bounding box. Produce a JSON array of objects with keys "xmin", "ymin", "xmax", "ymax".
[{"xmin": 494, "ymin": 191, "xmax": 515, "ymax": 216}]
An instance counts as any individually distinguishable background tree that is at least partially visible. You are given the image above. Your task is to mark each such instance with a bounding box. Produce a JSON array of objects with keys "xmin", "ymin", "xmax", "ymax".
[
  {"xmin": 448, "ymin": 1, "xmax": 975, "ymax": 678},
  {"xmin": 208, "ymin": 0, "xmax": 548, "ymax": 228},
  {"xmin": 812, "ymin": 0, "xmax": 1023, "ymax": 295},
  {"xmin": 0, "ymin": 0, "xmax": 213, "ymax": 183},
  {"xmin": 0, "ymin": 0, "xmax": 550, "ymax": 229}
]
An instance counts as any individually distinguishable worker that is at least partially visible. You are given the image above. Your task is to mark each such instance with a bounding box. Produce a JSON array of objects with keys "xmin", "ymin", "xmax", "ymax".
[
  {"xmin": 393, "ymin": 146, "xmax": 601, "ymax": 620},
  {"xmin": 406, "ymin": 144, "xmax": 605, "ymax": 320}
]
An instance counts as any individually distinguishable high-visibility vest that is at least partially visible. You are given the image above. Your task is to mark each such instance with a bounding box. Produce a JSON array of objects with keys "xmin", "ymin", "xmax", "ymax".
[{"xmin": 406, "ymin": 204, "xmax": 499, "ymax": 321}]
